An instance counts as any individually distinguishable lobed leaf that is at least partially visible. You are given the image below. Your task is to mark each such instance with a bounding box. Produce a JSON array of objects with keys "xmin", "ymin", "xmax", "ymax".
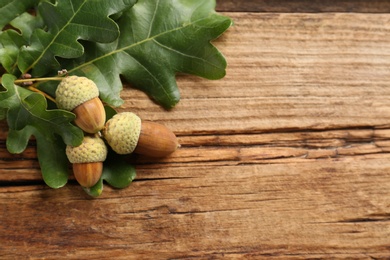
[
  {"xmin": 18, "ymin": 0, "xmax": 137, "ymax": 77},
  {"xmin": 0, "ymin": 0, "xmax": 39, "ymax": 29},
  {"xmin": 65, "ymin": 0, "xmax": 233, "ymax": 108},
  {"xmin": 0, "ymin": 29, "xmax": 26, "ymax": 74},
  {"xmin": 10, "ymin": 12, "xmax": 44, "ymax": 41},
  {"xmin": 6, "ymin": 127, "xmax": 33, "ymax": 154},
  {"xmin": 0, "ymin": 12, "xmax": 44, "ymax": 74}
]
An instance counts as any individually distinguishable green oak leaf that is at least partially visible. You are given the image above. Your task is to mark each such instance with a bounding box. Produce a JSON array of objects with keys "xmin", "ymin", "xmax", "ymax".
[
  {"xmin": 7, "ymin": 126, "xmax": 70, "ymax": 188},
  {"xmin": 0, "ymin": 0, "xmax": 39, "ymax": 29},
  {"xmin": 0, "ymin": 12, "xmax": 43, "ymax": 74},
  {"xmin": 64, "ymin": 0, "xmax": 232, "ymax": 108},
  {"xmin": 0, "ymin": 29, "xmax": 25, "ymax": 74},
  {"xmin": 0, "ymin": 74, "xmax": 83, "ymax": 149},
  {"xmin": 18, "ymin": 0, "xmax": 137, "ymax": 77},
  {"xmin": 10, "ymin": 11, "xmax": 44, "ymax": 42},
  {"xmin": 6, "ymin": 126, "xmax": 33, "ymax": 154}
]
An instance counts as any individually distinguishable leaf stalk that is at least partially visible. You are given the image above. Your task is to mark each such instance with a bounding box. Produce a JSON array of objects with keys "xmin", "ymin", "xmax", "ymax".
[
  {"xmin": 14, "ymin": 77, "xmax": 64, "ymax": 84},
  {"xmin": 27, "ymin": 85, "xmax": 57, "ymax": 103}
]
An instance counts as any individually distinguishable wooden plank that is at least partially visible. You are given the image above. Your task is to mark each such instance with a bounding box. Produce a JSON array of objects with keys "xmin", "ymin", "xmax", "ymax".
[
  {"xmin": 1, "ymin": 159, "xmax": 390, "ymax": 258},
  {"xmin": 2, "ymin": 127, "xmax": 390, "ymax": 182},
  {"xmin": 216, "ymin": 0, "xmax": 390, "ymax": 13}
]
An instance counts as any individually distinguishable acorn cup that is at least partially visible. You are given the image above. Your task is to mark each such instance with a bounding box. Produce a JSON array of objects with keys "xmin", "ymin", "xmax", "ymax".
[
  {"xmin": 102, "ymin": 112, "xmax": 180, "ymax": 157},
  {"xmin": 56, "ymin": 76, "xmax": 105, "ymax": 133},
  {"xmin": 66, "ymin": 135, "xmax": 108, "ymax": 188}
]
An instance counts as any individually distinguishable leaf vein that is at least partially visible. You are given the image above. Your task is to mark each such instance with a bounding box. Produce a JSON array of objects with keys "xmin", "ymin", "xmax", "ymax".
[
  {"xmin": 24, "ymin": 0, "xmax": 88, "ymax": 73},
  {"xmin": 123, "ymin": 51, "xmax": 173, "ymax": 102},
  {"xmin": 69, "ymin": 16, "xmax": 211, "ymax": 73},
  {"xmin": 152, "ymin": 39, "xmax": 223, "ymax": 70},
  {"xmin": 147, "ymin": 0, "xmax": 160, "ymax": 38}
]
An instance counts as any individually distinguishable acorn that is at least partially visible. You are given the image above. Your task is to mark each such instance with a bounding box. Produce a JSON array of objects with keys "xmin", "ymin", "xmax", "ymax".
[
  {"xmin": 56, "ymin": 76, "xmax": 105, "ymax": 133},
  {"xmin": 102, "ymin": 112, "xmax": 179, "ymax": 157},
  {"xmin": 66, "ymin": 135, "xmax": 108, "ymax": 188}
]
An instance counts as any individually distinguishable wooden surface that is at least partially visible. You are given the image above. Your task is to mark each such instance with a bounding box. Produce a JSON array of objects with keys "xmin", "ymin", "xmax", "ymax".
[{"xmin": 1, "ymin": 1, "xmax": 390, "ymax": 258}]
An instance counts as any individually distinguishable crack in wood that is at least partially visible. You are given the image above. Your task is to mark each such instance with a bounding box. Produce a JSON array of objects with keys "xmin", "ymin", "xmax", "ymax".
[
  {"xmin": 308, "ymin": 213, "xmax": 390, "ymax": 224},
  {"xmin": 339, "ymin": 213, "xmax": 390, "ymax": 223},
  {"xmin": 341, "ymin": 217, "xmax": 390, "ymax": 223}
]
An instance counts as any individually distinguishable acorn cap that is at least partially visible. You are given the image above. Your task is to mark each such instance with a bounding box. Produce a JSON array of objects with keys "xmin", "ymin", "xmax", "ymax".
[
  {"xmin": 103, "ymin": 112, "xmax": 141, "ymax": 155},
  {"xmin": 66, "ymin": 136, "xmax": 107, "ymax": 164},
  {"xmin": 56, "ymin": 76, "xmax": 99, "ymax": 111}
]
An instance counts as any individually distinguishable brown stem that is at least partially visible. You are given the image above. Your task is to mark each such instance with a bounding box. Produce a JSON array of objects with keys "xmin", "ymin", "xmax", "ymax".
[
  {"xmin": 27, "ymin": 86, "xmax": 56, "ymax": 103},
  {"xmin": 14, "ymin": 77, "xmax": 63, "ymax": 84}
]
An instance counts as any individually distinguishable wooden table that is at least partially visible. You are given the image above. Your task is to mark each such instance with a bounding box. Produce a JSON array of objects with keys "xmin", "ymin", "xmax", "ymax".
[{"xmin": 1, "ymin": 1, "xmax": 390, "ymax": 258}]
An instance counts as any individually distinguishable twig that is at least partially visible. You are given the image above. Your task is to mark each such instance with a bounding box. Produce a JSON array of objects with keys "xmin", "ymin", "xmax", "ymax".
[
  {"xmin": 14, "ymin": 77, "xmax": 63, "ymax": 84},
  {"xmin": 27, "ymin": 85, "xmax": 57, "ymax": 103}
]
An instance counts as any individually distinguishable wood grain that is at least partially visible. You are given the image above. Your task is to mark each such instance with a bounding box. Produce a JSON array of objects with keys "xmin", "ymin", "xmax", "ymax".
[
  {"xmin": 217, "ymin": 0, "xmax": 390, "ymax": 13},
  {"xmin": 1, "ymin": 159, "xmax": 390, "ymax": 259},
  {"xmin": 1, "ymin": 7, "xmax": 390, "ymax": 260}
]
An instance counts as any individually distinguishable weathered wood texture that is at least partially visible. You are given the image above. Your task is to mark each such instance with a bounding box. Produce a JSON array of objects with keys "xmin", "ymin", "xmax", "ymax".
[
  {"xmin": 1, "ymin": 2, "xmax": 390, "ymax": 259},
  {"xmin": 216, "ymin": 0, "xmax": 390, "ymax": 13}
]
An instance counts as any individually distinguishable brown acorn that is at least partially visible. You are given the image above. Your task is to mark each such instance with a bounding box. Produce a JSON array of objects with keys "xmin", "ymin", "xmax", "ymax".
[
  {"xmin": 103, "ymin": 112, "xmax": 179, "ymax": 157},
  {"xmin": 56, "ymin": 76, "xmax": 105, "ymax": 133},
  {"xmin": 66, "ymin": 135, "xmax": 108, "ymax": 187}
]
